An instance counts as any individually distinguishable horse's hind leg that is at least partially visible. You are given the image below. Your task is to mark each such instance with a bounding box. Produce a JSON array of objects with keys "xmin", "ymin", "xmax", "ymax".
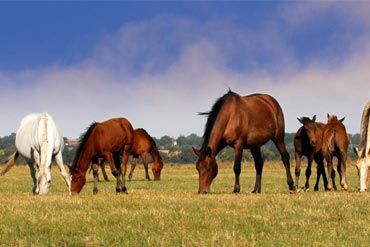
[
  {"xmin": 338, "ymin": 155, "xmax": 348, "ymax": 191},
  {"xmin": 128, "ymin": 156, "xmax": 138, "ymax": 181},
  {"xmin": 274, "ymin": 139, "xmax": 296, "ymax": 193},
  {"xmin": 100, "ymin": 161, "xmax": 109, "ymax": 181},
  {"xmin": 142, "ymin": 153, "xmax": 151, "ymax": 181},
  {"xmin": 314, "ymin": 153, "xmax": 328, "ymax": 191},
  {"xmin": 251, "ymin": 147, "xmax": 263, "ymax": 193},
  {"xmin": 54, "ymin": 152, "xmax": 71, "ymax": 193}
]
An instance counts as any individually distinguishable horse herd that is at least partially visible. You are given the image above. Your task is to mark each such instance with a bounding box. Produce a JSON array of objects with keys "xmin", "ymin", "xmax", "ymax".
[{"xmin": 1, "ymin": 90, "xmax": 369, "ymax": 195}]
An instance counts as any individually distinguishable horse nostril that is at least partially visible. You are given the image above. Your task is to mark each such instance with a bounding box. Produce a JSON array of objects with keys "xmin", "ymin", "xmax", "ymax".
[{"xmin": 48, "ymin": 180, "xmax": 51, "ymax": 184}]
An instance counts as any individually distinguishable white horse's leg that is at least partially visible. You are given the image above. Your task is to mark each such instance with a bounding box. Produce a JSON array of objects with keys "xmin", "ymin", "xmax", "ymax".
[
  {"xmin": 27, "ymin": 162, "xmax": 38, "ymax": 195},
  {"xmin": 32, "ymin": 150, "xmax": 41, "ymax": 195},
  {"xmin": 54, "ymin": 151, "xmax": 71, "ymax": 194}
]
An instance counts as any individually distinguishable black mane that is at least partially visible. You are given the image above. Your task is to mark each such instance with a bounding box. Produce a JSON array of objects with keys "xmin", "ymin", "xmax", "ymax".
[
  {"xmin": 71, "ymin": 122, "xmax": 98, "ymax": 171},
  {"xmin": 138, "ymin": 128, "xmax": 162, "ymax": 160},
  {"xmin": 199, "ymin": 90, "xmax": 235, "ymax": 157}
]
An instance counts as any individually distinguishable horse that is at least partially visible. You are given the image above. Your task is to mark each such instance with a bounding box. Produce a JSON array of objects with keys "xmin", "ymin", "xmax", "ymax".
[
  {"xmin": 92, "ymin": 128, "xmax": 164, "ymax": 182},
  {"xmin": 353, "ymin": 101, "xmax": 370, "ymax": 192},
  {"xmin": 294, "ymin": 116, "xmax": 329, "ymax": 191},
  {"xmin": 0, "ymin": 113, "xmax": 71, "ymax": 195},
  {"xmin": 128, "ymin": 128, "xmax": 164, "ymax": 181},
  {"xmin": 322, "ymin": 114, "xmax": 349, "ymax": 191},
  {"xmin": 192, "ymin": 90, "xmax": 296, "ymax": 194},
  {"xmin": 69, "ymin": 117, "xmax": 134, "ymax": 195}
]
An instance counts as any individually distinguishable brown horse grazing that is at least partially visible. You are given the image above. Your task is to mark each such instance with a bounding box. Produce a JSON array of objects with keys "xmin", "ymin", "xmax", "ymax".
[
  {"xmin": 192, "ymin": 90, "xmax": 296, "ymax": 194},
  {"xmin": 294, "ymin": 116, "xmax": 329, "ymax": 191},
  {"xmin": 353, "ymin": 101, "xmax": 370, "ymax": 192},
  {"xmin": 69, "ymin": 117, "xmax": 134, "ymax": 195},
  {"xmin": 128, "ymin": 128, "xmax": 164, "ymax": 181},
  {"xmin": 93, "ymin": 128, "xmax": 164, "ymax": 182},
  {"xmin": 322, "ymin": 114, "xmax": 349, "ymax": 191}
]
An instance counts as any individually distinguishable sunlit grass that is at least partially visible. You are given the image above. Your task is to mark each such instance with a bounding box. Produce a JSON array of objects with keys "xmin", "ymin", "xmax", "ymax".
[{"xmin": 0, "ymin": 162, "xmax": 369, "ymax": 246}]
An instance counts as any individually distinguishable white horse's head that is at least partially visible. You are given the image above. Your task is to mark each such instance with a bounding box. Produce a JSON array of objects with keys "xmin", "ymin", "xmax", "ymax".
[
  {"xmin": 36, "ymin": 169, "xmax": 52, "ymax": 195},
  {"xmin": 354, "ymin": 148, "xmax": 370, "ymax": 192}
]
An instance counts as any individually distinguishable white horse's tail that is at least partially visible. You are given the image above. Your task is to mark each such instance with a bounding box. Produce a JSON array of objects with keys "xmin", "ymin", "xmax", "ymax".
[
  {"xmin": 40, "ymin": 113, "xmax": 54, "ymax": 178},
  {"xmin": 0, "ymin": 152, "xmax": 19, "ymax": 176}
]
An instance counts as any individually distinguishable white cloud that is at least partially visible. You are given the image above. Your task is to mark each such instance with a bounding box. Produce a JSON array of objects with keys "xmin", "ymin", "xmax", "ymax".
[{"xmin": 1, "ymin": 7, "xmax": 370, "ymax": 139}]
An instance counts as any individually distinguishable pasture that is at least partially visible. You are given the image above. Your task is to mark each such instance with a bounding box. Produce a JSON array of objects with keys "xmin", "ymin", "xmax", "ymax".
[{"xmin": 0, "ymin": 162, "xmax": 369, "ymax": 246}]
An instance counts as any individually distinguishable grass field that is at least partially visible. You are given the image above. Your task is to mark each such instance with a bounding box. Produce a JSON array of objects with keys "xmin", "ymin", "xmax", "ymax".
[{"xmin": 0, "ymin": 161, "xmax": 369, "ymax": 247}]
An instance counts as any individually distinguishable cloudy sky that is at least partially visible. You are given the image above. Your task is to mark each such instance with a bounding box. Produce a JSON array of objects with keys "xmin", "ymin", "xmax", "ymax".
[{"xmin": 1, "ymin": 2, "xmax": 370, "ymax": 139}]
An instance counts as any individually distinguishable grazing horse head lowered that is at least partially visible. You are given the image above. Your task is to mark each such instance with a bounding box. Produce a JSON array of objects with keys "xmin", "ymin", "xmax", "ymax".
[
  {"xmin": 353, "ymin": 101, "xmax": 370, "ymax": 192},
  {"xmin": 0, "ymin": 113, "xmax": 71, "ymax": 195},
  {"xmin": 192, "ymin": 90, "xmax": 296, "ymax": 194},
  {"xmin": 69, "ymin": 117, "xmax": 134, "ymax": 195}
]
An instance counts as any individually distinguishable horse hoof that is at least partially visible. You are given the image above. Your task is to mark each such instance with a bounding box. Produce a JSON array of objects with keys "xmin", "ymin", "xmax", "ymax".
[
  {"xmin": 116, "ymin": 188, "xmax": 121, "ymax": 194},
  {"xmin": 93, "ymin": 188, "xmax": 98, "ymax": 195},
  {"xmin": 121, "ymin": 186, "xmax": 128, "ymax": 194}
]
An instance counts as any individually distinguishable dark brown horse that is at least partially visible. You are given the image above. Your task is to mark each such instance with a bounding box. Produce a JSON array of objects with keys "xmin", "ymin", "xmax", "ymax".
[
  {"xmin": 93, "ymin": 128, "xmax": 164, "ymax": 182},
  {"xmin": 128, "ymin": 128, "xmax": 164, "ymax": 181},
  {"xmin": 294, "ymin": 116, "xmax": 329, "ymax": 191},
  {"xmin": 192, "ymin": 90, "xmax": 296, "ymax": 194},
  {"xmin": 69, "ymin": 117, "xmax": 134, "ymax": 195},
  {"xmin": 322, "ymin": 114, "xmax": 349, "ymax": 191}
]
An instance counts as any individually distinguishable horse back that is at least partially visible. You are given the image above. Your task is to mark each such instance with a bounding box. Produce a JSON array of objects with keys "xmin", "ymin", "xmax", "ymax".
[
  {"xmin": 92, "ymin": 118, "xmax": 134, "ymax": 153},
  {"xmin": 323, "ymin": 121, "xmax": 349, "ymax": 155},
  {"xmin": 223, "ymin": 93, "xmax": 285, "ymax": 147}
]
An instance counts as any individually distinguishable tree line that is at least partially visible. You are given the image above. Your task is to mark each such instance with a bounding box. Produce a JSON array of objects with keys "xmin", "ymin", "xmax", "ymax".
[{"xmin": 0, "ymin": 132, "xmax": 361, "ymax": 165}]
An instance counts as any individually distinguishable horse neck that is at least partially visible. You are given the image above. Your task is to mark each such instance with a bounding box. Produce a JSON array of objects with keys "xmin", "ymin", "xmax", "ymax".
[
  {"xmin": 74, "ymin": 144, "xmax": 95, "ymax": 174},
  {"xmin": 203, "ymin": 113, "xmax": 228, "ymax": 156},
  {"xmin": 150, "ymin": 144, "xmax": 161, "ymax": 162}
]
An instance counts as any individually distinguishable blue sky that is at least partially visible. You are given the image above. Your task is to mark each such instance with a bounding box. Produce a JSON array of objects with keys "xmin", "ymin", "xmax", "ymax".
[{"xmin": 1, "ymin": 2, "xmax": 370, "ymax": 139}]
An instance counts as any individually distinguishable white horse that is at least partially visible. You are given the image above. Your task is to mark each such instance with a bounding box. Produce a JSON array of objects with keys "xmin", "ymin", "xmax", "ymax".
[
  {"xmin": 0, "ymin": 113, "xmax": 71, "ymax": 195},
  {"xmin": 353, "ymin": 101, "xmax": 370, "ymax": 192}
]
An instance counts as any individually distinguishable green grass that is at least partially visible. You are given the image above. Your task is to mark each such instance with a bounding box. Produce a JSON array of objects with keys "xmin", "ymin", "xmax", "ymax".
[{"xmin": 0, "ymin": 162, "xmax": 369, "ymax": 246}]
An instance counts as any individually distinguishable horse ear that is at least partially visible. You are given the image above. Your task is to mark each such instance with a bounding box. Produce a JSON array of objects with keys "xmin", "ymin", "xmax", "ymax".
[
  {"xmin": 67, "ymin": 164, "xmax": 79, "ymax": 174},
  {"xmin": 297, "ymin": 117, "xmax": 304, "ymax": 124},
  {"xmin": 327, "ymin": 113, "xmax": 330, "ymax": 119},
  {"xmin": 312, "ymin": 115, "xmax": 316, "ymax": 122},
  {"xmin": 192, "ymin": 147, "xmax": 201, "ymax": 157},
  {"xmin": 206, "ymin": 147, "xmax": 212, "ymax": 157},
  {"xmin": 339, "ymin": 117, "xmax": 345, "ymax": 122}
]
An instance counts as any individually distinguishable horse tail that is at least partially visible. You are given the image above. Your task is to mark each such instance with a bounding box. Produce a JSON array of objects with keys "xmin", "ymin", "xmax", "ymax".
[
  {"xmin": 0, "ymin": 152, "xmax": 19, "ymax": 176},
  {"xmin": 40, "ymin": 113, "xmax": 54, "ymax": 179}
]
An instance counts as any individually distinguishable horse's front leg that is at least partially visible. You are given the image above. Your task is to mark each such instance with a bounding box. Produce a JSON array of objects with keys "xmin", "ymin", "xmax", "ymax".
[
  {"xmin": 232, "ymin": 143, "xmax": 243, "ymax": 193},
  {"xmin": 104, "ymin": 153, "xmax": 122, "ymax": 193},
  {"xmin": 92, "ymin": 157, "xmax": 99, "ymax": 195},
  {"xmin": 54, "ymin": 151, "xmax": 71, "ymax": 194},
  {"xmin": 142, "ymin": 153, "xmax": 151, "ymax": 181},
  {"xmin": 294, "ymin": 152, "xmax": 302, "ymax": 190},
  {"xmin": 120, "ymin": 145, "xmax": 132, "ymax": 194},
  {"xmin": 251, "ymin": 147, "xmax": 264, "ymax": 193},
  {"xmin": 28, "ymin": 162, "xmax": 38, "ymax": 195},
  {"xmin": 303, "ymin": 155, "xmax": 314, "ymax": 191}
]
